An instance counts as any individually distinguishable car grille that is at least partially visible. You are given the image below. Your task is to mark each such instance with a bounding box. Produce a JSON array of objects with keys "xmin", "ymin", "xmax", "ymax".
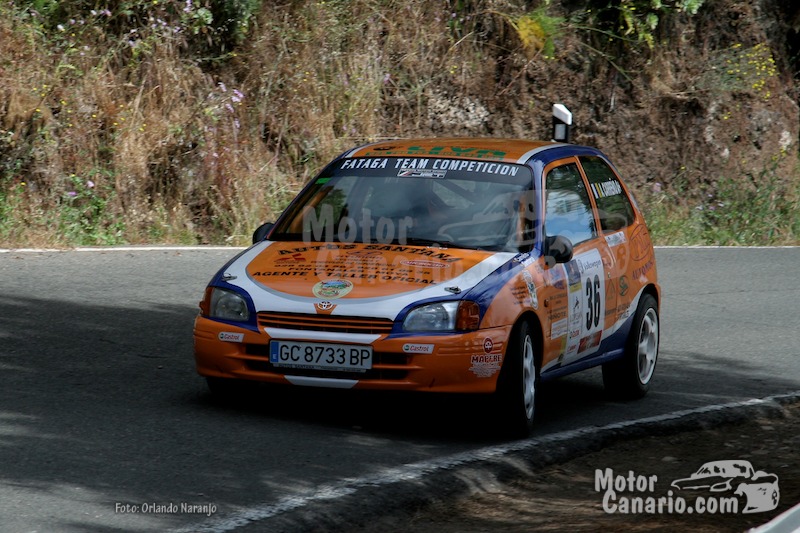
[{"xmin": 257, "ymin": 312, "xmax": 394, "ymax": 335}]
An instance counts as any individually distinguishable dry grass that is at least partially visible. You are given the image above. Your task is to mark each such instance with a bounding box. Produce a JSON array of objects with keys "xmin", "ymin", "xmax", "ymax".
[
  {"xmin": 1, "ymin": 0, "xmax": 523, "ymax": 247},
  {"xmin": 0, "ymin": 1, "xmax": 797, "ymax": 247}
]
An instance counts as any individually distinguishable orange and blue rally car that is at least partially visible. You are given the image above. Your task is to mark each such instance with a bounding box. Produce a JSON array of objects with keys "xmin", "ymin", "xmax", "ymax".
[{"xmin": 193, "ymin": 137, "xmax": 660, "ymax": 436}]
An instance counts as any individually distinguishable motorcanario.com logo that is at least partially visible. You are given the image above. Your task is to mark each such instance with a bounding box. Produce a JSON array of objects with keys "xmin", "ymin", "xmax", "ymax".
[{"xmin": 597, "ymin": 460, "xmax": 780, "ymax": 515}]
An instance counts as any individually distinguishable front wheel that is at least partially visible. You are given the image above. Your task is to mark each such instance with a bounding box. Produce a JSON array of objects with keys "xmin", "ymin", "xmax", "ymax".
[
  {"xmin": 603, "ymin": 293, "xmax": 659, "ymax": 399},
  {"xmin": 495, "ymin": 320, "xmax": 538, "ymax": 438}
]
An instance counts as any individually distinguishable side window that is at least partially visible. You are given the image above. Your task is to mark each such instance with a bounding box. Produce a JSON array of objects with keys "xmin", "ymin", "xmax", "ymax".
[
  {"xmin": 544, "ymin": 163, "xmax": 596, "ymax": 245},
  {"xmin": 580, "ymin": 156, "xmax": 635, "ymax": 231}
]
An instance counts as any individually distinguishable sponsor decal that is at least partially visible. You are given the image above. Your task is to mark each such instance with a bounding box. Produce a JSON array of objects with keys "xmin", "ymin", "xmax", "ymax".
[
  {"xmin": 547, "ymin": 264, "xmax": 567, "ymax": 290},
  {"xmin": 566, "ymin": 260, "xmax": 582, "ymax": 287},
  {"xmin": 343, "ymin": 154, "xmax": 519, "ymax": 175},
  {"xmin": 604, "ymin": 278, "xmax": 619, "ymax": 318},
  {"xmin": 619, "ymin": 275, "xmax": 629, "ymax": 296},
  {"xmin": 469, "ymin": 353, "xmax": 502, "ymax": 378},
  {"xmin": 550, "ymin": 318, "xmax": 568, "ymax": 338},
  {"xmin": 278, "ymin": 244, "xmax": 356, "ymax": 255},
  {"xmin": 513, "ymin": 252, "xmax": 530, "ymax": 264},
  {"xmin": 402, "ymin": 343, "xmax": 434, "ymax": 354},
  {"xmin": 562, "ymin": 250, "xmax": 606, "ymax": 364},
  {"xmin": 633, "ymin": 259, "xmax": 655, "ymax": 280},
  {"xmin": 590, "ymin": 179, "xmax": 623, "ymax": 199},
  {"xmin": 340, "ymin": 158, "xmax": 390, "ymax": 170},
  {"xmin": 218, "ymin": 332, "xmax": 244, "ymax": 343},
  {"xmin": 312, "ymin": 279, "xmax": 354, "ymax": 299},
  {"xmin": 276, "ymin": 252, "xmax": 306, "ymax": 262},
  {"xmin": 629, "ymin": 225, "xmax": 653, "ymax": 262},
  {"xmin": 605, "ymin": 231, "xmax": 626, "ymax": 247},
  {"xmin": 578, "ymin": 331, "xmax": 602, "ymax": 352},
  {"xmin": 483, "ymin": 338, "xmax": 494, "ymax": 353},
  {"xmin": 611, "ymin": 302, "xmax": 632, "ymax": 321},
  {"xmin": 596, "ymin": 460, "xmax": 779, "ymax": 515},
  {"xmin": 346, "ymin": 250, "xmax": 383, "ymax": 259},
  {"xmin": 398, "ymin": 168, "xmax": 447, "ymax": 179},
  {"xmin": 362, "ymin": 244, "xmax": 462, "ymax": 262},
  {"xmin": 247, "ymin": 242, "xmax": 486, "ymax": 298},
  {"xmin": 521, "ymin": 270, "xmax": 538, "ymax": 309},
  {"xmin": 401, "ymin": 259, "xmax": 448, "ymax": 269}
]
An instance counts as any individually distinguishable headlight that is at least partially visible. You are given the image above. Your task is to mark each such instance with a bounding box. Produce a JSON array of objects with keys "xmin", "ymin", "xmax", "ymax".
[
  {"xmin": 402, "ymin": 301, "xmax": 480, "ymax": 332},
  {"xmin": 207, "ymin": 287, "xmax": 250, "ymax": 321}
]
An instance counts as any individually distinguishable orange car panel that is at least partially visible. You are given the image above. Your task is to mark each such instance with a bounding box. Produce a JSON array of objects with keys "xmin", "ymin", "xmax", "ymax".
[{"xmin": 193, "ymin": 138, "xmax": 660, "ymax": 394}]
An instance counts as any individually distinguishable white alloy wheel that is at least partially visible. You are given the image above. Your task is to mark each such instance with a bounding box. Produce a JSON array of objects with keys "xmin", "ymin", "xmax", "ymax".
[
  {"xmin": 602, "ymin": 293, "xmax": 659, "ymax": 399},
  {"xmin": 496, "ymin": 320, "xmax": 538, "ymax": 437},
  {"xmin": 521, "ymin": 333, "xmax": 536, "ymax": 421}
]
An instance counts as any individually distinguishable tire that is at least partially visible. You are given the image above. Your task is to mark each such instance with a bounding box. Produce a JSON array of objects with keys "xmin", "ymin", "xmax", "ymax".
[
  {"xmin": 495, "ymin": 320, "xmax": 539, "ymax": 438},
  {"xmin": 603, "ymin": 293, "xmax": 659, "ymax": 399}
]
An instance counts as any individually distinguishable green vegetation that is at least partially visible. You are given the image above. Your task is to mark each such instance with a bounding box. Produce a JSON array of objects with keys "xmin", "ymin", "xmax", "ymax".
[
  {"xmin": 643, "ymin": 156, "xmax": 800, "ymax": 246},
  {"xmin": 696, "ymin": 43, "xmax": 779, "ymax": 100},
  {"xmin": 0, "ymin": 0, "xmax": 797, "ymax": 248}
]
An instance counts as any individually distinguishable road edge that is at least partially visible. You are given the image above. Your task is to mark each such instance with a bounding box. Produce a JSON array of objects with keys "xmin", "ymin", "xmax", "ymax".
[{"xmin": 177, "ymin": 391, "xmax": 800, "ymax": 533}]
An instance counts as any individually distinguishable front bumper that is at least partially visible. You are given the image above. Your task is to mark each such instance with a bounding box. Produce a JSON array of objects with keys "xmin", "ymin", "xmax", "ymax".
[{"xmin": 193, "ymin": 315, "xmax": 511, "ymax": 393}]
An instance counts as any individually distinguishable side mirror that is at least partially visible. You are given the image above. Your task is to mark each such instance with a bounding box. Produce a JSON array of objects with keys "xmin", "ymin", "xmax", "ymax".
[
  {"xmin": 544, "ymin": 235, "xmax": 574, "ymax": 266},
  {"xmin": 252, "ymin": 222, "xmax": 274, "ymax": 244}
]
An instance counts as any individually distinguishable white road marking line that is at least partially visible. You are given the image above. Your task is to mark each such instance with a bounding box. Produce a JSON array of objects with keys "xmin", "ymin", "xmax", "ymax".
[{"xmin": 173, "ymin": 391, "xmax": 800, "ymax": 533}]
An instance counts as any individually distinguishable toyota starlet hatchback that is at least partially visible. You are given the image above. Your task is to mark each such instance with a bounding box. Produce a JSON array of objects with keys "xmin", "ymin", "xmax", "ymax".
[{"xmin": 193, "ymin": 138, "xmax": 660, "ymax": 436}]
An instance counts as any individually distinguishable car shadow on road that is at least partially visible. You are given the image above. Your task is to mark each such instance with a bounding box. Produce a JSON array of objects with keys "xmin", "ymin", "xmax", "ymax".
[{"xmin": 188, "ymin": 350, "xmax": 782, "ymax": 444}]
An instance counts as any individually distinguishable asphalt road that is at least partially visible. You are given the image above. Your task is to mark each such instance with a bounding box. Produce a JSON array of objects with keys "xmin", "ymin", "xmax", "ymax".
[{"xmin": 0, "ymin": 246, "xmax": 798, "ymax": 532}]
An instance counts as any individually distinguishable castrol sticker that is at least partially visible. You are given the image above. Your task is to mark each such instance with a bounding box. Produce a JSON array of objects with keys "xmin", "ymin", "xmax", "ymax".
[
  {"xmin": 403, "ymin": 343, "xmax": 434, "ymax": 354},
  {"xmin": 218, "ymin": 332, "xmax": 245, "ymax": 343}
]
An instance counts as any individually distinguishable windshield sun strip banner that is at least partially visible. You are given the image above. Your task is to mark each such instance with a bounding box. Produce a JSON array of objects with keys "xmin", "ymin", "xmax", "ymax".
[{"xmin": 336, "ymin": 156, "xmax": 529, "ymax": 180}]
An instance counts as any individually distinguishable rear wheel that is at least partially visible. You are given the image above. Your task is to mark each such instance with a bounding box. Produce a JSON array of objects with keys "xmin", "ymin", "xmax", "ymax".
[
  {"xmin": 495, "ymin": 320, "xmax": 538, "ymax": 437},
  {"xmin": 603, "ymin": 293, "xmax": 659, "ymax": 399}
]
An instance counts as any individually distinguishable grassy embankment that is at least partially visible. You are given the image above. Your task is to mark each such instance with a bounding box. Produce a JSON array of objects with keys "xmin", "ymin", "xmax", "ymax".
[{"xmin": 1, "ymin": 1, "xmax": 797, "ymax": 248}]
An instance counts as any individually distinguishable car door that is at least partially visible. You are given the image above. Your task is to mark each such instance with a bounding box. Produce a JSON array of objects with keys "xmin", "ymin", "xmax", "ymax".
[
  {"xmin": 541, "ymin": 158, "xmax": 615, "ymax": 368},
  {"xmin": 578, "ymin": 155, "xmax": 639, "ymax": 330}
]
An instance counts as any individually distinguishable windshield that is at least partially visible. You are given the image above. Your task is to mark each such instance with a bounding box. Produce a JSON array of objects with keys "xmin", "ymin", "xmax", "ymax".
[{"xmin": 271, "ymin": 156, "xmax": 536, "ymax": 252}]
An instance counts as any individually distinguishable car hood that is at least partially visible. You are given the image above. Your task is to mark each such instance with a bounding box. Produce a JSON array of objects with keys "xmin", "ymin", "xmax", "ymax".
[{"xmin": 221, "ymin": 241, "xmax": 517, "ymax": 319}]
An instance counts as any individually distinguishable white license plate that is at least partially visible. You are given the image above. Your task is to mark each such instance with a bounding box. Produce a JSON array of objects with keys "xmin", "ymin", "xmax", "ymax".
[{"xmin": 269, "ymin": 341, "xmax": 372, "ymax": 372}]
